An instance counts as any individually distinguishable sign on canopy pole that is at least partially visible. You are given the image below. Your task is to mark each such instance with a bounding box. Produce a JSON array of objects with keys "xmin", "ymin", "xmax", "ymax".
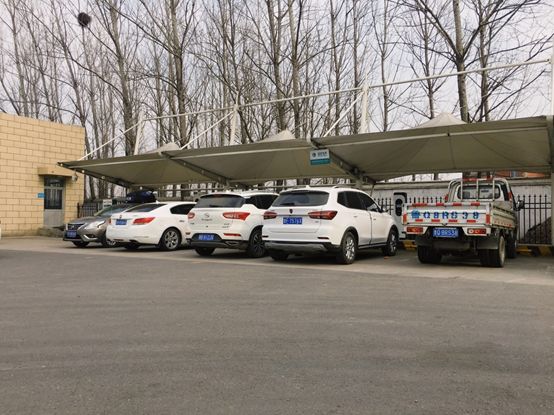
[{"xmin": 310, "ymin": 148, "xmax": 330, "ymax": 165}]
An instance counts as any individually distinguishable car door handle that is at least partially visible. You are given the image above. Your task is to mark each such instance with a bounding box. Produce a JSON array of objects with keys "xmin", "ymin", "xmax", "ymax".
[{"xmin": 179, "ymin": 220, "xmax": 186, "ymax": 222}]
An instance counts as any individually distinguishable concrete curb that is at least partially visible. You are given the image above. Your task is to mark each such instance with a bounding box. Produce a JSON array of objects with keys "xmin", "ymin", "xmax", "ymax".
[
  {"xmin": 400, "ymin": 240, "xmax": 553, "ymax": 256},
  {"xmin": 516, "ymin": 244, "xmax": 554, "ymax": 257}
]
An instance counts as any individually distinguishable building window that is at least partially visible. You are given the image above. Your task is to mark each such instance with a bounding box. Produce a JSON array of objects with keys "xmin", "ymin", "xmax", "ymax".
[{"xmin": 44, "ymin": 177, "xmax": 64, "ymax": 210}]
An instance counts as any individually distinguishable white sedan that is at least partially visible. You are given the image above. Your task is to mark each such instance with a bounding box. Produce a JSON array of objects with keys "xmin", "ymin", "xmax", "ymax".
[{"xmin": 106, "ymin": 201, "xmax": 195, "ymax": 250}]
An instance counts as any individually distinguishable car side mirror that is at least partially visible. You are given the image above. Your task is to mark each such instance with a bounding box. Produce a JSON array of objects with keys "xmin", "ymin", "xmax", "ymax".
[{"xmin": 516, "ymin": 200, "xmax": 525, "ymax": 211}]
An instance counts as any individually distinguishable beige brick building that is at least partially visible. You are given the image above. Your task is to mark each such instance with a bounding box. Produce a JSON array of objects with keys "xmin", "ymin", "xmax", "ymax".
[{"xmin": 0, "ymin": 113, "xmax": 85, "ymax": 236}]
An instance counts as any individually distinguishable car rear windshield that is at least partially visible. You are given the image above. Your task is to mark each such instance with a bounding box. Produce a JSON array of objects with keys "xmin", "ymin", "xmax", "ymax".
[
  {"xmin": 272, "ymin": 191, "xmax": 329, "ymax": 207},
  {"xmin": 455, "ymin": 184, "xmax": 502, "ymax": 200},
  {"xmin": 195, "ymin": 195, "xmax": 245, "ymax": 208},
  {"xmin": 124, "ymin": 203, "xmax": 166, "ymax": 212},
  {"xmin": 95, "ymin": 204, "xmax": 132, "ymax": 217}
]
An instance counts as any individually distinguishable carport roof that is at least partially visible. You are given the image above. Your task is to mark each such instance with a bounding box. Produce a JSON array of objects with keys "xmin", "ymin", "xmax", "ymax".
[{"xmin": 60, "ymin": 115, "xmax": 553, "ymax": 187}]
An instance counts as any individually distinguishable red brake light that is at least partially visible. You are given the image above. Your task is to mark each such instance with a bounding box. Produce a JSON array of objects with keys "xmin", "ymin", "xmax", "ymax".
[
  {"xmin": 223, "ymin": 211, "xmax": 250, "ymax": 220},
  {"xmin": 467, "ymin": 227, "xmax": 487, "ymax": 235},
  {"xmin": 187, "ymin": 212, "xmax": 195, "ymax": 219},
  {"xmin": 132, "ymin": 217, "xmax": 155, "ymax": 225},
  {"xmin": 308, "ymin": 210, "xmax": 337, "ymax": 220},
  {"xmin": 406, "ymin": 226, "xmax": 424, "ymax": 234},
  {"xmin": 108, "ymin": 218, "xmax": 112, "ymax": 225},
  {"xmin": 263, "ymin": 211, "xmax": 277, "ymax": 220}
]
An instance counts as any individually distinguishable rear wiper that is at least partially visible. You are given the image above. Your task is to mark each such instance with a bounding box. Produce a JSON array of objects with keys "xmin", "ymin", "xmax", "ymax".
[
  {"xmin": 208, "ymin": 204, "xmax": 223, "ymax": 207},
  {"xmin": 279, "ymin": 202, "xmax": 296, "ymax": 206}
]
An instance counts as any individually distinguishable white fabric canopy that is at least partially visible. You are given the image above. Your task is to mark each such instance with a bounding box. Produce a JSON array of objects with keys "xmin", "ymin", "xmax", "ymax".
[{"xmin": 60, "ymin": 116, "xmax": 553, "ymax": 187}]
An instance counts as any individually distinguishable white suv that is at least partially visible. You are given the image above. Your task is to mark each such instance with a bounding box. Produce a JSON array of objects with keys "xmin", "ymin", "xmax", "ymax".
[
  {"xmin": 187, "ymin": 191, "xmax": 278, "ymax": 257},
  {"xmin": 263, "ymin": 187, "xmax": 398, "ymax": 264}
]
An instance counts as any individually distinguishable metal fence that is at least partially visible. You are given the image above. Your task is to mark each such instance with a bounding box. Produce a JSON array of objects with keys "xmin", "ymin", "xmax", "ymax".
[
  {"xmin": 376, "ymin": 194, "xmax": 552, "ymax": 245},
  {"xmin": 77, "ymin": 201, "xmax": 104, "ymax": 218},
  {"xmin": 516, "ymin": 194, "xmax": 551, "ymax": 244}
]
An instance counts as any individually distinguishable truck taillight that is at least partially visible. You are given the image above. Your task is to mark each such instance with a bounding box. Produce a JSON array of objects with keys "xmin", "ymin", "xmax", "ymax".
[
  {"xmin": 308, "ymin": 210, "xmax": 337, "ymax": 220},
  {"xmin": 467, "ymin": 228, "xmax": 487, "ymax": 235},
  {"xmin": 133, "ymin": 217, "xmax": 155, "ymax": 225},
  {"xmin": 406, "ymin": 226, "xmax": 424, "ymax": 234},
  {"xmin": 223, "ymin": 212, "xmax": 250, "ymax": 220},
  {"xmin": 263, "ymin": 211, "xmax": 277, "ymax": 220},
  {"xmin": 187, "ymin": 212, "xmax": 195, "ymax": 219}
]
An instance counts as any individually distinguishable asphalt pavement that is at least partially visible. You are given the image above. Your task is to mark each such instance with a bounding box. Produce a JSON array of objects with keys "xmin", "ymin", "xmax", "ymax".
[{"xmin": 1, "ymin": 238, "xmax": 553, "ymax": 414}]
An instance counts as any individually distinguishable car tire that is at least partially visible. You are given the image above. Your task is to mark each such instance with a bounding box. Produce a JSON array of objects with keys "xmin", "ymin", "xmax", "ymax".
[
  {"xmin": 124, "ymin": 243, "xmax": 140, "ymax": 250},
  {"xmin": 336, "ymin": 231, "xmax": 357, "ymax": 265},
  {"xmin": 195, "ymin": 247, "xmax": 215, "ymax": 256},
  {"xmin": 72, "ymin": 241, "xmax": 89, "ymax": 248},
  {"xmin": 381, "ymin": 228, "xmax": 398, "ymax": 257},
  {"xmin": 159, "ymin": 228, "xmax": 182, "ymax": 251},
  {"xmin": 506, "ymin": 233, "xmax": 517, "ymax": 259},
  {"xmin": 101, "ymin": 233, "xmax": 117, "ymax": 248},
  {"xmin": 246, "ymin": 227, "xmax": 266, "ymax": 258},
  {"xmin": 269, "ymin": 250, "xmax": 289, "ymax": 261},
  {"xmin": 417, "ymin": 246, "xmax": 442, "ymax": 264},
  {"xmin": 487, "ymin": 234, "xmax": 506, "ymax": 268}
]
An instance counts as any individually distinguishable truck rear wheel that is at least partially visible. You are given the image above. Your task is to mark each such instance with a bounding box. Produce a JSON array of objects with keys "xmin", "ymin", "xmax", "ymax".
[
  {"xmin": 417, "ymin": 246, "xmax": 442, "ymax": 264},
  {"xmin": 506, "ymin": 234, "xmax": 517, "ymax": 259},
  {"xmin": 487, "ymin": 235, "xmax": 506, "ymax": 268}
]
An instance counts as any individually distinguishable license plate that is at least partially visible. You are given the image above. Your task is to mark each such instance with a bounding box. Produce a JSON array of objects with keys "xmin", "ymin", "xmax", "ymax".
[
  {"xmin": 198, "ymin": 234, "xmax": 215, "ymax": 241},
  {"xmin": 283, "ymin": 217, "xmax": 302, "ymax": 225},
  {"xmin": 115, "ymin": 219, "xmax": 127, "ymax": 225},
  {"xmin": 66, "ymin": 230, "xmax": 77, "ymax": 238},
  {"xmin": 433, "ymin": 227, "xmax": 459, "ymax": 238}
]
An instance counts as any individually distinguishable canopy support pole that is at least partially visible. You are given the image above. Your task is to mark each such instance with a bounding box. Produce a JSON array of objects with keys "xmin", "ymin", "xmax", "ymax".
[{"xmin": 546, "ymin": 40, "xmax": 554, "ymax": 245}]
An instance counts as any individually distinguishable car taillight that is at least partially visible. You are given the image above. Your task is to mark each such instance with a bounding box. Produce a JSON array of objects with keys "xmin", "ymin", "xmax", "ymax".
[
  {"xmin": 308, "ymin": 210, "xmax": 337, "ymax": 220},
  {"xmin": 467, "ymin": 227, "xmax": 487, "ymax": 235},
  {"xmin": 108, "ymin": 218, "xmax": 112, "ymax": 225},
  {"xmin": 406, "ymin": 226, "xmax": 424, "ymax": 234},
  {"xmin": 132, "ymin": 217, "xmax": 155, "ymax": 225},
  {"xmin": 187, "ymin": 212, "xmax": 195, "ymax": 219},
  {"xmin": 263, "ymin": 211, "xmax": 277, "ymax": 220},
  {"xmin": 223, "ymin": 212, "xmax": 250, "ymax": 220}
]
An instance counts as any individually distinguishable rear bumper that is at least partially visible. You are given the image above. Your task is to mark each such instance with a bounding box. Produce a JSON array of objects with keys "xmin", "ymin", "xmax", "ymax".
[
  {"xmin": 106, "ymin": 226, "xmax": 161, "ymax": 245},
  {"xmin": 265, "ymin": 241, "xmax": 338, "ymax": 253},
  {"xmin": 416, "ymin": 234, "xmax": 499, "ymax": 251},
  {"xmin": 188, "ymin": 239, "xmax": 249, "ymax": 250}
]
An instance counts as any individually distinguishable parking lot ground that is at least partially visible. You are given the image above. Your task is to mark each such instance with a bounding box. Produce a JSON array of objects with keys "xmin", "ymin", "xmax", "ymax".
[{"xmin": 1, "ymin": 237, "xmax": 553, "ymax": 414}]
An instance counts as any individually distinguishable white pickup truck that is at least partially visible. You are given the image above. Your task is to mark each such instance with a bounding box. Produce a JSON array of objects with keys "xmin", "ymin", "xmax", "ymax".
[{"xmin": 404, "ymin": 178, "xmax": 524, "ymax": 267}]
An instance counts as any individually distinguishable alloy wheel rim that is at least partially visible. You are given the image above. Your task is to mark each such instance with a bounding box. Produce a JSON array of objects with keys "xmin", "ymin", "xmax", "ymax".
[
  {"xmin": 345, "ymin": 236, "xmax": 355, "ymax": 260},
  {"xmin": 389, "ymin": 233, "xmax": 397, "ymax": 253},
  {"xmin": 499, "ymin": 237, "xmax": 506, "ymax": 262},
  {"xmin": 252, "ymin": 232, "xmax": 264, "ymax": 254},
  {"xmin": 165, "ymin": 231, "xmax": 179, "ymax": 249}
]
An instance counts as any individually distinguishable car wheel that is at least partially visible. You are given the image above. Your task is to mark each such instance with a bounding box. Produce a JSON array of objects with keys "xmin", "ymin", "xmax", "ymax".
[
  {"xmin": 381, "ymin": 228, "xmax": 398, "ymax": 256},
  {"xmin": 246, "ymin": 228, "xmax": 266, "ymax": 258},
  {"xmin": 195, "ymin": 247, "xmax": 215, "ymax": 256},
  {"xmin": 159, "ymin": 228, "xmax": 181, "ymax": 251},
  {"xmin": 487, "ymin": 234, "xmax": 506, "ymax": 268},
  {"xmin": 336, "ymin": 231, "xmax": 357, "ymax": 265},
  {"xmin": 124, "ymin": 243, "xmax": 140, "ymax": 250},
  {"xmin": 269, "ymin": 250, "xmax": 289, "ymax": 261},
  {"xmin": 506, "ymin": 233, "xmax": 517, "ymax": 259},
  {"xmin": 72, "ymin": 241, "xmax": 89, "ymax": 248},
  {"xmin": 417, "ymin": 246, "xmax": 442, "ymax": 264},
  {"xmin": 101, "ymin": 233, "xmax": 117, "ymax": 248}
]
